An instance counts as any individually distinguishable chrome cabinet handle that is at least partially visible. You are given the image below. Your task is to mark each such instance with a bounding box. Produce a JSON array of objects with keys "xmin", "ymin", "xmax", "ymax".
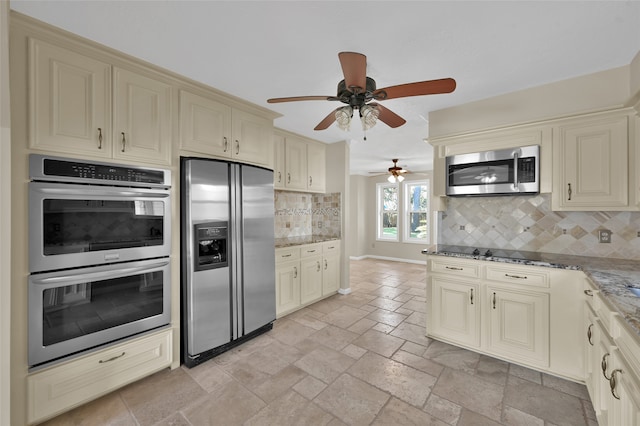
[
  {"xmin": 568, "ymin": 183, "xmax": 572, "ymax": 201},
  {"xmin": 99, "ymin": 351, "xmax": 125, "ymax": 364},
  {"xmin": 445, "ymin": 266, "xmax": 463, "ymax": 271},
  {"xmin": 584, "ymin": 289, "xmax": 593, "ymax": 296},
  {"xmin": 223, "ymin": 137, "xmax": 228, "ymax": 152},
  {"xmin": 602, "ymin": 353, "xmax": 612, "ymax": 380},
  {"xmin": 492, "ymin": 292, "xmax": 497, "ymax": 310},
  {"xmin": 324, "ymin": 259, "xmax": 328, "ymax": 270},
  {"xmin": 470, "ymin": 288, "xmax": 474, "ymax": 305},
  {"xmin": 505, "ymin": 273, "xmax": 527, "ymax": 280},
  {"xmin": 235, "ymin": 140, "xmax": 240, "ymax": 155},
  {"xmin": 309, "ymin": 176, "xmax": 313, "ymax": 187},
  {"xmin": 97, "ymin": 128, "xmax": 103, "ymax": 149},
  {"xmin": 307, "ymin": 249, "xmax": 316, "ymax": 253},
  {"xmin": 316, "ymin": 261, "xmax": 320, "ymax": 272},
  {"xmin": 121, "ymin": 132, "xmax": 126, "ymax": 152},
  {"xmin": 293, "ymin": 266, "xmax": 297, "ymax": 278},
  {"xmin": 278, "ymin": 171, "xmax": 282, "ymax": 183},
  {"xmin": 281, "ymin": 254, "xmax": 292, "ymax": 258},
  {"xmin": 610, "ymin": 369, "xmax": 622, "ymax": 400},
  {"xmin": 587, "ymin": 324, "xmax": 594, "ymax": 346},
  {"xmin": 288, "ymin": 173, "xmax": 291, "ymax": 184}
]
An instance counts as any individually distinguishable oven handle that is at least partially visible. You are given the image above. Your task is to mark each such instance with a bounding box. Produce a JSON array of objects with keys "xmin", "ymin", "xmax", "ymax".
[
  {"xmin": 34, "ymin": 186, "xmax": 170, "ymax": 198},
  {"xmin": 513, "ymin": 152, "xmax": 519, "ymax": 190},
  {"xmin": 30, "ymin": 259, "xmax": 170, "ymax": 286}
]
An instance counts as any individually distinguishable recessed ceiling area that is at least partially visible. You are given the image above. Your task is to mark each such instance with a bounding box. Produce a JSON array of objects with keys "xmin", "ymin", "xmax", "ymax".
[{"xmin": 10, "ymin": 1, "xmax": 640, "ymax": 175}]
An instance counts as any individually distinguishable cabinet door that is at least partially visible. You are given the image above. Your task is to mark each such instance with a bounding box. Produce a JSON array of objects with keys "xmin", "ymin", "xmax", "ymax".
[
  {"xmin": 113, "ymin": 68, "xmax": 172, "ymax": 165},
  {"xmin": 322, "ymin": 253, "xmax": 340, "ymax": 295},
  {"xmin": 584, "ymin": 304, "xmax": 599, "ymax": 411},
  {"xmin": 554, "ymin": 115, "xmax": 628, "ymax": 209},
  {"xmin": 609, "ymin": 351, "xmax": 640, "ymax": 426},
  {"xmin": 307, "ymin": 142, "xmax": 326, "ymax": 193},
  {"xmin": 275, "ymin": 260, "xmax": 300, "ymax": 316},
  {"xmin": 30, "ymin": 38, "xmax": 111, "ymax": 157},
  {"xmin": 486, "ymin": 286, "xmax": 549, "ymax": 366},
  {"xmin": 231, "ymin": 109, "xmax": 273, "ymax": 168},
  {"xmin": 429, "ymin": 277, "xmax": 480, "ymax": 348},
  {"xmin": 300, "ymin": 257, "xmax": 322, "ymax": 305},
  {"xmin": 273, "ymin": 133, "xmax": 286, "ymax": 189},
  {"xmin": 284, "ymin": 137, "xmax": 308, "ymax": 190},
  {"xmin": 179, "ymin": 90, "xmax": 232, "ymax": 158}
]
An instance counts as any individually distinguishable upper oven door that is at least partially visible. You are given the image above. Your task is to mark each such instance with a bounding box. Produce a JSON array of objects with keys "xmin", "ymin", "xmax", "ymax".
[
  {"xmin": 29, "ymin": 182, "xmax": 171, "ymax": 272},
  {"xmin": 446, "ymin": 145, "xmax": 539, "ymax": 196}
]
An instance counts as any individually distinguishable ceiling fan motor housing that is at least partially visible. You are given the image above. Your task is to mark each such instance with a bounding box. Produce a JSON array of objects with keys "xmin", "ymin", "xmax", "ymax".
[{"xmin": 337, "ymin": 77, "xmax": 379, "ymax": 109}]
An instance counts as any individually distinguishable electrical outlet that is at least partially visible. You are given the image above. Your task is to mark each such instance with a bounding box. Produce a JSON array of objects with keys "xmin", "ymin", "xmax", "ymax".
[{"xmin": 598, "ymin": 229, "xmax": 612, "ymax": 243}]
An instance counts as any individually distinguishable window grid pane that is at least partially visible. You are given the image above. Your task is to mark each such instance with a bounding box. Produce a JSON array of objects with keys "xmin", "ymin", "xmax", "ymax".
[
  {"xmin": 405, "ymin": 182, "xmax": 429, "ymax": 242},
  {"xmin": 378, "ymin": 183, "xmax": 398, "ymax": 241}
]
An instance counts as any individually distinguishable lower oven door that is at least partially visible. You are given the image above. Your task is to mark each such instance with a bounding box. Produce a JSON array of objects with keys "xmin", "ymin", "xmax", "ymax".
[{"xmin": 28, "ymin": 258, "xmax": 171, "ymax": 368}]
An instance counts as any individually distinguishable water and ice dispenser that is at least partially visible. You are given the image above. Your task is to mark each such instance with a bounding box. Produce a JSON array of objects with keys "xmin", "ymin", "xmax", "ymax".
[{"xmin": 194, "ymin": 222, "xmax": 228, "ymax": 271}]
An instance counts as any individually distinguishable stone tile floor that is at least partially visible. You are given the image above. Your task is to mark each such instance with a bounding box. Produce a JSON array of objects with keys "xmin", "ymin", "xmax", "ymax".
[{"xmin": 42, "ymin": 259, "xmax": 597, "ymax": 425}]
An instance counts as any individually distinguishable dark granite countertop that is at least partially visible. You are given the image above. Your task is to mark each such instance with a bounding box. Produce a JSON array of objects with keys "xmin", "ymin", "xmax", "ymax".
[
  {"xmin": 275, "ymin": 235, "xmax": 340, "ymax": 248},
  {"xmin": 422, "ymin": 245, "xmax": 640, "ymax": 338}
]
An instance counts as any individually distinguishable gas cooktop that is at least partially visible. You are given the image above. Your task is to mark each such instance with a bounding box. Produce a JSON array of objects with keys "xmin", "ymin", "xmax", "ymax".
[{"xmin": 433, "ymin": 245, "xmax": 546, "ymax": 262}]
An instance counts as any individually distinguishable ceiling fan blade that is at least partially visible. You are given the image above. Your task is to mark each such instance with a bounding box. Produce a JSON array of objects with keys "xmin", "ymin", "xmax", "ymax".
[
  {"xmin": 267, "ymin": 95, "xmax": 335, "ymax": 103},
  {"xmin": 338, "ymin": 52, "xmax": 367, "ymax": 92},
  {"xmin": 370, "ymin": 103, "xmax": 406, "ymax": 128},
  {"xmin": 373, "ymin": 78, "xmax": 456, "ymax": 100},
  {"xmin": 314, "ymin": 108, "xmax": 339, "ymax": 130}
]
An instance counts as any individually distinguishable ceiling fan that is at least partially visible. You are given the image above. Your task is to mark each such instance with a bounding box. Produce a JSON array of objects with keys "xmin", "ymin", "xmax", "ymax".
[
  {"xmin": 267, "ymin": 52, "xmax": 456, "ymax": 132},
  {"xmin": 370, "ymin": 159, "xmax": 411, "ymax": 182}
]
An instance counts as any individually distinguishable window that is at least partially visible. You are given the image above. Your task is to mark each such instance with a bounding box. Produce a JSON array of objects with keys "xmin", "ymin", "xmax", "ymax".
[
  {"xmin": 404, "ymin": 182, "xmax": 429, "ymax": 243},
  {"xmin": 377, "ymin": 183, "xmax": 398, "ymax": 241}
]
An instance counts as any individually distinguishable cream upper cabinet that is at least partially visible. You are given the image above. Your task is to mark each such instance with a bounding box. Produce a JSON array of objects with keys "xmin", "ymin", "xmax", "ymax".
[
  {"xmin": 552, "ymin": 113, "xmax": 629, "ymax": 210},
  {"xmin": 307, "ymin": 142, "xmax": 326, "ymax": 193},
  {"xmin": 180, "ymin": 90, "xmax": 273, "ymax": 168},
  {"xmin": 29, "ymin": 38, "xmax": 172, "ymax": 165},
  {"xmin": 179, "ymin": 90, "xmax": 232, "ymax": 157},
  {"xmin": 29, "ymin": 38, "xmax": 112, "ymax": 158},
  {"xmin": 112, "ymin": 68, "xmax": 172, "ymax": 164},
  {"xmin": 284, "ymin": 136, "xmax": 308, "ymax": 190},
  {"xmin": 274, "ymin": 129, "xmax": 326, "ymax": 193}
]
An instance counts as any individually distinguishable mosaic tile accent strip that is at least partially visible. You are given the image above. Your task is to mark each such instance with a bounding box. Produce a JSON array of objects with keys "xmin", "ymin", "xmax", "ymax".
[
  {"xmin": 274, "ymin": 191, "xmax": 341, "ymax": 239},
  {"xmin": 439, "ymin": 194, "xmax": 640, "ymax": 260}
]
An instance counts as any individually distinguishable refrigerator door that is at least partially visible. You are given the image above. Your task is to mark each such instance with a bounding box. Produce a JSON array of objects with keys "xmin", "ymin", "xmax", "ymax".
[
  {"xmin": 239, "ymin": 165, "xmax": 276, "ymax": 335},
  {"xmin": 183, "ymin": 159, "xmax": 232, "ymax": 355}
]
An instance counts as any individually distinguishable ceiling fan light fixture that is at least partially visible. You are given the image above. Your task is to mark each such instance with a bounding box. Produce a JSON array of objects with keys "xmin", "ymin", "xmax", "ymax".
[
  {"xmin": 387, "ymin": 174, "xmax": 396, "ymax": 183},
  {"xmin": 397, "ymin": 174, "xmax": 405, "ymax": 182},
  {"xmin": 360, "ymin": 104, "xmax": 379, "ymax": 131},
  {"xmin": 335, "ymin": 106, "xmax": 353, "ymax": 131}
]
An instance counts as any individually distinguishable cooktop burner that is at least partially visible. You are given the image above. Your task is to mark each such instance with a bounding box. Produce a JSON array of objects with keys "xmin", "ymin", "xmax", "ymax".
[{"xmin": 434, "ymin": 245, "xmax": 545, "ymax": 262}]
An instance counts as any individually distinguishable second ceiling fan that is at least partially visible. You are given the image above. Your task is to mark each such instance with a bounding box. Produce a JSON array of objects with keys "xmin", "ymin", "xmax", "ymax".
[{"xmin": 267, "ymin": 52, "xmax": 456, "ymax": 131}]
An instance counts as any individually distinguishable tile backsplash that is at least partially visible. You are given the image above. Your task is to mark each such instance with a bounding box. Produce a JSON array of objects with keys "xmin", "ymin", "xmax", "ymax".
[
  {"xmin": 274, "ymin": 191, "xmax": 341, "ymax": 239},
  {"xmin": 439, "ymin": 194, "xmax": 640, "ymax": 260}
]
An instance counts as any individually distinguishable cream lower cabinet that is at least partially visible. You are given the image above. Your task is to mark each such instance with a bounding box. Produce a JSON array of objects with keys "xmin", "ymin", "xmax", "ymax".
[
  {"xmin": 275, "ymin": 241, "xmax": 340, "ymax": 317},
  {"xmin": 179, "ymin": 90, "xmax": 273, "ymax": 168},
  {"xmin": 29, "ymin": 37, "xmax": 172, "ymax": 165},
  {"xmin": 583, "ymin": 279, "xmax": 640, "ymax": 426},
  {"xmin": 27, "ymin": 328, "xmax": 172, "ymax": 425},
  {"xmin": 427, "ymin": 256, "xmax": 583, "ymax": 379}
]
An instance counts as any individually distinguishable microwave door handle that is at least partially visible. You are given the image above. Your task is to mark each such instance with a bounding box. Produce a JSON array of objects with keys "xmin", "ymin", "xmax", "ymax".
[
  {"xmin": 30, "ymin": 260, "xmax": 170, "ymax": 287},
  {"xmin": 513, "ymin": 152, "xmax": 519, "ymax": 190}
]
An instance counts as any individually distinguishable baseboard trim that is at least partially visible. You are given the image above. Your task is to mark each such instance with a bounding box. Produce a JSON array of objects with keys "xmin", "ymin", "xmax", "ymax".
[{"xmin": 349, "ymin": 255, "xmax": 427, "ymax": 265}]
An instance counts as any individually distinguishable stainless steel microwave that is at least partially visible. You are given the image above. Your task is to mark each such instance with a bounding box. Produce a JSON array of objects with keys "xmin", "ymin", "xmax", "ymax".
[{"xmin": 445, "ymin": 145, "xmax": 540, "ymax": 196}]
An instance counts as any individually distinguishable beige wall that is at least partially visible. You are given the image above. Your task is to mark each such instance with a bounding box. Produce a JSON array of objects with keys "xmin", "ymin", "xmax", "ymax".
[
  {"xmin": 429, "ymin": 65, "xmax": 632, "ymax": 138},
  {"xmin": 348, "ymin": 171, "xmax": 434, "ymax": 264},
  {"xmin": 0, "ymin": 1, "xmax": 11, "ymax": 423}
]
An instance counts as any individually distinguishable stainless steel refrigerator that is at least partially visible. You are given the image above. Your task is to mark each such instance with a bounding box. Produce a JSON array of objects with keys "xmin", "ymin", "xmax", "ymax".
[{"xmin": 180, "ymin": 157, "xmax": 276, "ymax": 368}]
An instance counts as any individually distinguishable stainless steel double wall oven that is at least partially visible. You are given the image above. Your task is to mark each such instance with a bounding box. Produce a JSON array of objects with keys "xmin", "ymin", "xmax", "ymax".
[{"xmin": 28, "ymin": 154, "xmax": 172, "ymax": 367}]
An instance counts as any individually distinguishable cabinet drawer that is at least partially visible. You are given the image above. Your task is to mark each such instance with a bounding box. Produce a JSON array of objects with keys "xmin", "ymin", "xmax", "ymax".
[
  {"xmin": 300, "ymin": 243, "xmax": 323, "ymax": 258},
  {"xmin": 485, "ymin": 265, "xmax": 550, "ymax": 288},
  {"xmin": 28, "ymin": 329, "xmax": 172, "ymax": 424},
  {"xmin": 276, "ymin": 247, "xmax": 300, "ymax": 263},
  {"xmin": 322, "ymin": 240, "xmax": 340, "ymax": 253},
  {"xmin": 429, "ymin": 258, "xmax": 480, "ymax": 279},
  {"xmin": 583, "ymin": 278, "xmax": 598, "ymax": 310},
  {"xmin": 613, "ymin": 316, "xmax": 640, "ymax": 383}
]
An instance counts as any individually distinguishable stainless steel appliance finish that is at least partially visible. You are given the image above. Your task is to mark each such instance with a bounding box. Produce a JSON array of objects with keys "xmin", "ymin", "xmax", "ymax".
[
  {"xmin": 446, "ymin": 145, "xmax": 540, "ymax": 196},
  {"xmin": 29, "ymin": 258, "xmax": 171, "ymax": 367},
  {"xmin": 29, "ymin": 154, "xmax": 171, "ymax": 273},
  {"xmin": 27, "ymin": 154, "xmax": 172, "ymax": 368},
  {"xmin": 181, "ymin": 158, "xmax": 276, "ymax": 367}
]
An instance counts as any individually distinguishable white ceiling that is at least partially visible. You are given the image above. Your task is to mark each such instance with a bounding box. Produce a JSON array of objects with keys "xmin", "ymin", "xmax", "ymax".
[{"xmin": 10, "ymin": 1, "xmax": 640, "ymax": 175}]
